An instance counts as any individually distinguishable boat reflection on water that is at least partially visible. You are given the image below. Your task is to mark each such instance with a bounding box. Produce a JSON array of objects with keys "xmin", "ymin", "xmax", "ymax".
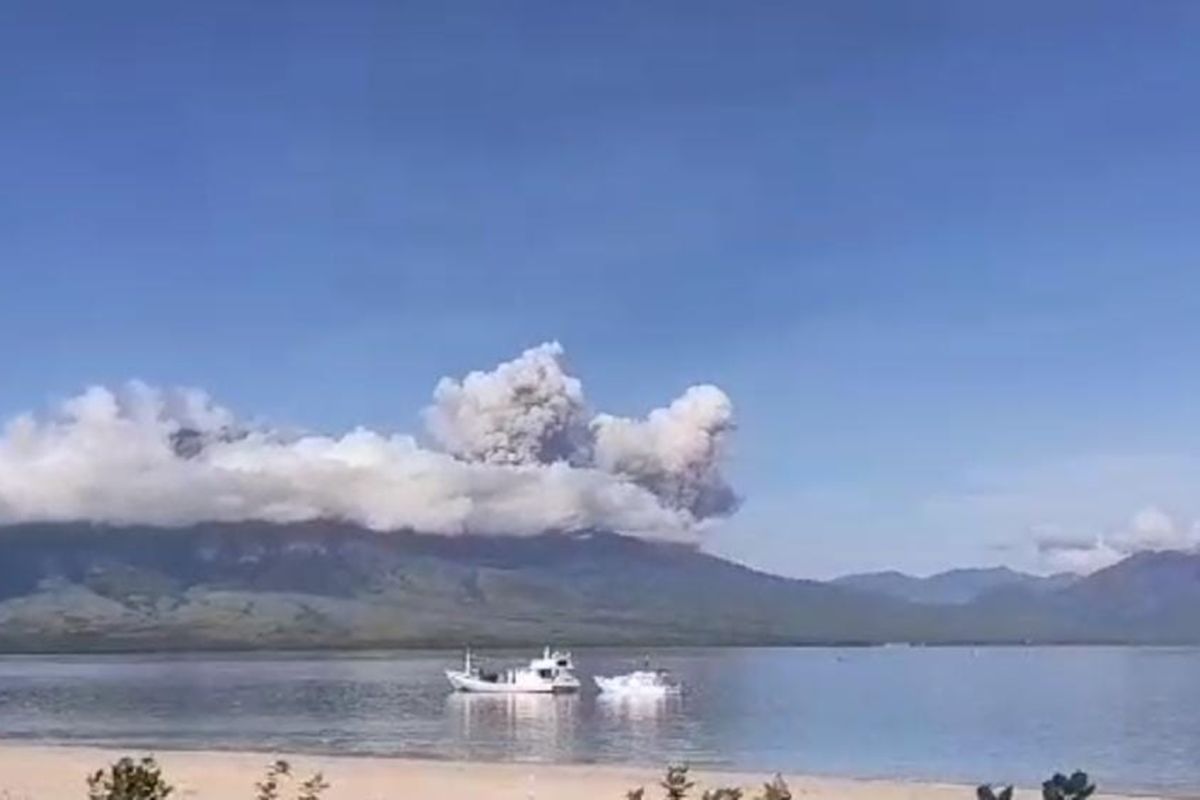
[
  {"xmin": 597, "ymin": 690, "xmax": 677, "ymax": 724},
  {"xmin": 596, "ymin": 689, "xmax": 681, "ymax": 754},
  {"xmin": 444, "ymin": 691, "xmax": 581, "ymax": 761},
  {"xmin": 442, "ymin": 682, "xmax": 687, "ymax": 763}
]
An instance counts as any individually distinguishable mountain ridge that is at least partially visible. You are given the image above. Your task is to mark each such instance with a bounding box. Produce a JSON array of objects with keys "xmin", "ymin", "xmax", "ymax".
[
  {"xmin": 0, "ymin": 521, "xmax": 940, "ymax": 651},
  {"xmin": 832, "ymin": 566, "xmax": 1079, "ymax": 605},
  {"xmin": 0, "ymin": 522, "xmax": 1196, "ymax": 650}
]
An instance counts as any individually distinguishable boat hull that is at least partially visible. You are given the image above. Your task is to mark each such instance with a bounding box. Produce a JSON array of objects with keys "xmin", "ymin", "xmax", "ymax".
[
  {"xmin": 594, "ymin": 673, "xmax": 678, "ymax": 696},
  {"xmin": 446, "ymin": 670, "xmax": 579, "ymax": 694}
]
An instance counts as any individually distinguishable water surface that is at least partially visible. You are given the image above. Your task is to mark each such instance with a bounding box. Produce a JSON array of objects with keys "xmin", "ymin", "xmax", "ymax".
[{"xmin": 0, "ymin": 647, "xmax": 1195, "ymax": 793}]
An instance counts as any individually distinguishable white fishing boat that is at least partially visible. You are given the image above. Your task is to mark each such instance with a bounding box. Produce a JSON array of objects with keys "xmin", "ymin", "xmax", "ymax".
[
  {"xmin": 594, "ymin": 668, "xmax": 680, "ymax": 696},
  {"xmin": 446, "ymin": 647, "xmax": 582, "ymax": 694}
]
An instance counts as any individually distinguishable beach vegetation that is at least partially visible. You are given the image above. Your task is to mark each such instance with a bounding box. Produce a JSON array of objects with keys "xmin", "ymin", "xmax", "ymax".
[
  {"xmin": 978, "ymin": 784, "xmax": 1014, "ymax": 800},
  {"xmin": 255, "ymin": 760, "xmax": 329, "ymax": 800},
  {"xmin": 663, "ymin": 765, "xmax": 695, "ymax": 800},
  {"xmin": 85, "ymin": 756, "xmax": 329, "ymax": 800},
  {"xmin": 757, "ymin": 775, "xmax": 792, "ymax": 800},
  {"xmin": 1042, "ymin": 771, "xmax": 1095, "ymax": 800},
  {"xmin": 256, "ymin": 760, "xmax": 291, "ymax": 800},
  {"xmin": 979, "ymin": 771, "xmax": 1095, "ymax": 800},
  {"xmin": 627, "ymin": 765, "xmax": 792, "ymax": 800},
  {"xmin": 86, "ymin": 757, "xmax": 173, "ymax": 800}
]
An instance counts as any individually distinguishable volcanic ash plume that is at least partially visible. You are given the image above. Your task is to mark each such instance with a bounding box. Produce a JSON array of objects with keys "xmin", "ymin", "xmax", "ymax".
[
  {"xmin": 425, "ymin": 342, "xmax": 590, "ymax": 466},
  {"xmin": 0, "ymin": 343, "xmax": 737, "ymax": 540},
  {"xmin": 592, "ymin": 385, "xmax": 738, "ymax": 518}
]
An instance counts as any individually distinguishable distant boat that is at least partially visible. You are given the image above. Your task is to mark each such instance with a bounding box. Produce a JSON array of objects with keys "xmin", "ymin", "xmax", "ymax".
[
  {"xmin": 446, "ymin": 647, "xmax": 581, "ymax": 694},
  {"xmin": 594, "ymin": 665, "xmax": 680, "ymax": 696}
]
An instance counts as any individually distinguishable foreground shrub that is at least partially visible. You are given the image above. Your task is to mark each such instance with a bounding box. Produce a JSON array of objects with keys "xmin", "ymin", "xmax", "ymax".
[
  {"xmin": 256, "ymin": 761, "xmax": 291, "ymax": 800},
  {"xmin": 979, "ymin": 770, "xmax": 1095, "ymax": 800},
  {"xmin": 87, "ymin": 757, "xmax": 173, "ymax": 800},
  {"xmin": 87, "ymin": 756, "xmax": 329, "ymax": 800},
  {"xmin": 978, "ymin": 785, "xmax": 1014, "ymax": 800},
  {"xmin": 628, "ymin": 765, "xmax": 791, "ymax": 800},
  {"xmin": 756, "ymin": 776, "xmax": 791, "ymax": 800},
  {"xmin": 255, "ymin": 759, "xmax": 330, "ymax": 800},
  {"xmin": 1042, "ymin": 772, "xmax": 1095, "ymax": 800},
  {"xmin": 663, "ymin": 766, "xmax": 695, "ymax": 800}
]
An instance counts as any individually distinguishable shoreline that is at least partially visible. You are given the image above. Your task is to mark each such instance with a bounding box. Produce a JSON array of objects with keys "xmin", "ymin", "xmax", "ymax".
[
  {"xmin": 3, "ymin": 642, "xmax": 1200, "ymax": 657},
  {"xmin": 0, "ymin": 743, "xmax": 1182, "ymax": 800}
]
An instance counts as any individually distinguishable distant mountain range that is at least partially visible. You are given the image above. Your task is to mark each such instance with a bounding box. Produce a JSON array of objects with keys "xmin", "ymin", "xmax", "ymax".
[
  {"xmin": 832, "ymin": 566, "xmax": 1079, "ymax": 605},
  {"xmin": 0, "ymin": 521, "xmax": 1197, "ymax": 651}
]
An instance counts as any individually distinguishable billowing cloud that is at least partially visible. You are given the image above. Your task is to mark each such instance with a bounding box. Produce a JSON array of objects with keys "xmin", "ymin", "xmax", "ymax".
[
  {"xmin": 924, "ymin": 454, "xmax": 1200, "ymax": 574},
  {"xmin": 1034, "ymin": 506, "xmax": 1200, "ymax": 573},
  {"xmin": 1034, "ymin": 531, "xmax": 1124, "ymax": 574},
  {"xmin": 0, "ymin": 343, "xmax": 737, "ymax": 540},
  {"xmin": 592, "ymin": 385, "xmax": 738, "ymax": 518},
  {"xmin": 1110, "ymin": 506, "xmax": 1197, "ymax": 552},
  {"xmin": 424, "ymin": 342, "xmax": 590, "ymax": 466}
]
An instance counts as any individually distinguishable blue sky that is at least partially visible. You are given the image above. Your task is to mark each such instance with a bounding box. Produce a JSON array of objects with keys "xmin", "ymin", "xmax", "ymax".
[{"xmin": 3, "ymin": 1, "xmax": 1200, "ymax": 577}]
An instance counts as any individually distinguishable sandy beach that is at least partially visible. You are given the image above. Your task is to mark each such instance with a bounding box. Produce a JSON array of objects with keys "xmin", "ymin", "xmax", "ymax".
[{"xmin": 0, "ymin": 745, "xmax": 1170, "ymax": 800}]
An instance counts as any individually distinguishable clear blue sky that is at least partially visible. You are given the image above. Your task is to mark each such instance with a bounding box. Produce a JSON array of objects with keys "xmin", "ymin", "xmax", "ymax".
[{"xmin": 4, "ymin": 1, "xmax": 1200, "ymax": 577}]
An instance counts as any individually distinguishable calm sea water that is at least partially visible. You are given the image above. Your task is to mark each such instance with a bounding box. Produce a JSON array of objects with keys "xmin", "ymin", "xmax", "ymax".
[{"xmin": 0, "ymin": 647, "xmax": 1196, "ymax": 793}]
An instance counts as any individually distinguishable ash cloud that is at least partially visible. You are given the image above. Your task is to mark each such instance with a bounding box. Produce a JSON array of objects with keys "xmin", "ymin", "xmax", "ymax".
[
  {"xmin": 424, "ymin": 343, "xmax": 590, "ymax": 466},
  {"xmin": 0, "ymin": 343, "xmax": 737, "ymax": 540},
  {"xmin": 592, "ymin": 385, "xmax": 738, "ymax": 519}
]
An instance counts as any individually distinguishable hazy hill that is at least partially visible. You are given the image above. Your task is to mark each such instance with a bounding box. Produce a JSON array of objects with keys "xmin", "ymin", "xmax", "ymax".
[
  {"xmin": 968, "ymin": 549, "xmax": 1200, "ymax": 643},
  {"xmin": 0, "ymin": 522, "xmax": 1196, "ymax": 650},
  {"xmin": 0, "ymin": 521, "xmax": 942, "ymax": 651},
  {"xmin": 833, "ymin": 567, "xmax": 1078, "ymax": 605}
]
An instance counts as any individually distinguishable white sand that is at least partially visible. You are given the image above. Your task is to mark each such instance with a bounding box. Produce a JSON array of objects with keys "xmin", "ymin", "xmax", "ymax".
[{"xmin": 0, "ymin": 744, "xmax": 1169, "ymax": 800}]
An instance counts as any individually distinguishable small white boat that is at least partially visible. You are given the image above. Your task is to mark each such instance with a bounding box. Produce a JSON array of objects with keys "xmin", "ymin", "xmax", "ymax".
[
  {"xmin": 446, "ymin": 647, "xmax": 581, "ymax": 694},
  {"xmin": 594, "ymin": 668, "xmax": 680, "ymax": 696}
]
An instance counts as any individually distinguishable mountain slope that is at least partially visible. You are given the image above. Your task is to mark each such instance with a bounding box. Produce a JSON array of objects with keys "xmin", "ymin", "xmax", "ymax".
[
  {"xmin": 2, "ymin": 522, "xmax": 1197, "ymax": 650},
  {"xmin": 948, "ymin": 549, "xmax": 1200, "ymax": 644},
  {"xmin": 0, "ymin": 521, "xmax": 944, "ymax": 651},
  {"xmin": 1037, "ymin": 550, "xmax": 1200, "ymax": 641},
  {"xmin": 834, "ymin": 566, "xmax": 1078, "ymax": 605}
]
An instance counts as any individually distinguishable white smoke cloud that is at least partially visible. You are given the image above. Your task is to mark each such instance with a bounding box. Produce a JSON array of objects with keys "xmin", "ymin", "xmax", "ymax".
[
  {"xmin": 0, "ymin": 343, "xmax": 737, "ymax": 540},
  {"xmin": 1035, "ymin": 532, "xmax": 1124, "ymax": 574},
  {"xmin": 1035, "ymin": 505, "xmax": 1200, "ymax": 573},
  {"xmin": 424, "ymin": 342, "xmax": 590, "ymax": 466},
  {"xmin": 1110, "ymin": 506, "xmax": 1197, "ymax": 552},
  {"xmin": 592, "ymin": 385, "xmax": 738, "ymax": 518}
]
